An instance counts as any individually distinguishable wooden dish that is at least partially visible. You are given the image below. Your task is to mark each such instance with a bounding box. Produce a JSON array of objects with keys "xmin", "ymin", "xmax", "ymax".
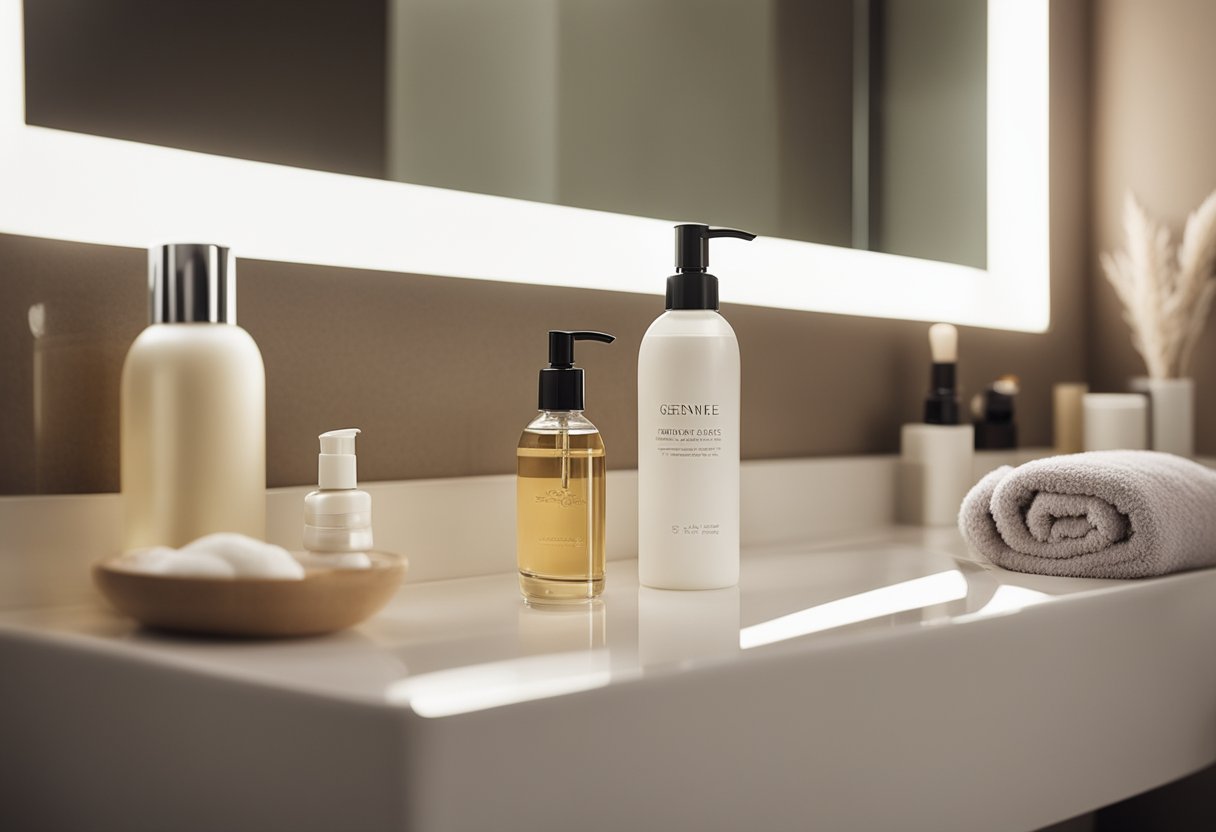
[{"xmin": 93, "ymin": 552, "xmax": 407, "ymax": 638}]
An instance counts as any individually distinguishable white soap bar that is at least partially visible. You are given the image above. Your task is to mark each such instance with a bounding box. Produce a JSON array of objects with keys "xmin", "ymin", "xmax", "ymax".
[{"xmin": 124, "ymin": 534, "xmax": 305, "ymax": 580}]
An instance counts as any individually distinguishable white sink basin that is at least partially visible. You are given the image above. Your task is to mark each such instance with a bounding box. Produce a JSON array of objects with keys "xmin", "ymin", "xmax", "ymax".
[{"xmin": 3, "ymin": 528, "xmax": 1216, "ymax": 831}]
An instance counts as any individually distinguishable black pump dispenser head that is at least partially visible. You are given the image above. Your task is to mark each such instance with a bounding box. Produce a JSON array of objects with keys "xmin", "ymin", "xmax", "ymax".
[
  {"xmin": 667, "ymin": 224, "xmax": 757, "ymax": 310},
  {"xmin": 538, "ymin": 330, "xmax": 615, "ymax": 411}
]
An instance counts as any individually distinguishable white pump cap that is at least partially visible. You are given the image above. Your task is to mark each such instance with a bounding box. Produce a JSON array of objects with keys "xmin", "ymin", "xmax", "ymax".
[{"xmin": 318, "ymin": 428, "xmax": 360, "ymax": 490}]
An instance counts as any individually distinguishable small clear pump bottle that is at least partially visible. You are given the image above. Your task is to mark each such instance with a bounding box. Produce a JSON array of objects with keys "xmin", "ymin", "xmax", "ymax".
[
  {"xmin": 517, "ymin": 330, "xmax": 614, "ymax": 605},
  {"xmin": 301, "ymin": 428, "xmax": 373, "ymax": 569}
]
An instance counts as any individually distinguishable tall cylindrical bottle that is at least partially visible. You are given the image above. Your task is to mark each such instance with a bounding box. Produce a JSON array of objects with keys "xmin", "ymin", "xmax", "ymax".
[
  {"xmin": 638, "ymin": 225, "xmax": 754, "ymax": 590},
  {"xmin": 120, "ymin": 244, "xmax": 266, "ymax": 550}
]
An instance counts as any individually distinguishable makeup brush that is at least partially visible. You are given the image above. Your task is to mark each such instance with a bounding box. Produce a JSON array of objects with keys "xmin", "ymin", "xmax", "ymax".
[{"xmin": 925, "ymin": 323, "xmax": 960, "ymax": 425}]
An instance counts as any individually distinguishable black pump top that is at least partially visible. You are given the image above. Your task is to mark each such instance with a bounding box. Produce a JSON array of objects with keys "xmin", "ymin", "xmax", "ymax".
[
  {"xmin": 667, "ymin": 224, "xmax": 757, "ymax": 310},
  {"xmin": 538, "ymin": 330, "xmax": 615, "ymax": 411}
]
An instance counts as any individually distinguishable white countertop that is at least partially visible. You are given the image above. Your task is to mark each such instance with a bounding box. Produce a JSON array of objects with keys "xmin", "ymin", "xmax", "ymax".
[
  {"xmin": 0, "ymin": 528, "xmax": 1121, "ymax": 709},
  {"xmin": 5, "ymin": 527, "xmax": 1216, "ymax": 831}
]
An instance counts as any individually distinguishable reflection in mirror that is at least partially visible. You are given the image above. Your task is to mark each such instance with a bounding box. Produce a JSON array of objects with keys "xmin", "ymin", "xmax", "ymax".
[{"xmin": 23, "ymin": 0, "xmax": 984, "ymax": 268}]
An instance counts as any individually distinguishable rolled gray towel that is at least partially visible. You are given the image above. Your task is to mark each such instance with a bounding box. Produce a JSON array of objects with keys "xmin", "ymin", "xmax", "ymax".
[{"xmin": 959, "ymin": 450, "xmax": 1216, "ymax": 578}]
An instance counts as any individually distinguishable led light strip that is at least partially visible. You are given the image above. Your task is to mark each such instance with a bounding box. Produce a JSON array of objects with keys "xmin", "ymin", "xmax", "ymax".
[{"xmin": 0, "ymin": 0, "xmax": 1047, "ymax": 331}]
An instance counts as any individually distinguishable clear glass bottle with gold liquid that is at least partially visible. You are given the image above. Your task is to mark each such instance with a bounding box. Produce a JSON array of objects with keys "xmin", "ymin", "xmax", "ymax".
[{"xmin": 517, "ymin": 330, "xmax": 614, "ymax": 604}]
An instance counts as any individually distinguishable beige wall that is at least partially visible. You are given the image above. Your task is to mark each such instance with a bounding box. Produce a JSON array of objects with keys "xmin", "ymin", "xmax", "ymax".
[
  {"xmin": 1087, "ymin": 1, "xmax": 1216, "ymax": 822},
  {"xmin": 0, "ymin": 1, "xmax": 1089, "ymax": 495},
  {"xmin": 1090, "ymin": 0, "xmax": 1216, "ymax": 454}
]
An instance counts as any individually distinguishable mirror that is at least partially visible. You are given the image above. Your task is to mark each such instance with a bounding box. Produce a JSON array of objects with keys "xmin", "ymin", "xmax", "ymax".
[
  {"xmin": 22, "ymin": 0, "xmax": 985, "ymax": 269},
  {"xmin": 0, "ymin": 1, "xmax": 1047, "ymax": 331}
]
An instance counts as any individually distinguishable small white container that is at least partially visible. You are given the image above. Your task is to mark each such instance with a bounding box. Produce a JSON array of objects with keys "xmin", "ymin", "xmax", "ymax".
[
  {"xmin": 1083, "ymin": 393, "xmax": 1147, "ymax": 451},
  {"xmin": 898, "ymin": 424, "xmax": 975, "ymax": 526},
  {"xmin": 302, "ymin": 429, "xmax": 373, "ymax": 569},
  {"xmin": 1130, "ymin": 377, "xmax": 1194, "ymax": 457}
]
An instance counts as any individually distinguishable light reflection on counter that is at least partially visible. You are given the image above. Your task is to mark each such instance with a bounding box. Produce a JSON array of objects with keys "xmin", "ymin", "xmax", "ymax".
[
  {"xmin": 517, "ymin": 600, "xmax": 606, "ymax": 655},
  {"xmin": 739, "ymin": 569, "xmax": 969, "ymax": 650},
  {"xmin": 961, "ymin": 583, "xmax": 1051, "ymax": 620},
  {"xmin": 386, "ymin": 650, "xmax": 613, "ymax": 718},
  {"xmin": 382, "ymin": 558, "xmax": 1056, "ymax": 715}
]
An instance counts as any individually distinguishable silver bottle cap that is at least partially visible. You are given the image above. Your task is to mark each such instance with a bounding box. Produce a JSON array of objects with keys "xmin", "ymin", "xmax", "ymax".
[{"xmin": 149, "ymin": 243, "xmax": 236, "ymax": 324}]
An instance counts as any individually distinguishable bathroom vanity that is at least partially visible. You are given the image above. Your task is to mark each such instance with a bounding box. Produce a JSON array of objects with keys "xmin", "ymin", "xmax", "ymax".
[
  {"xmin": 0, "ymin": 3, "xmax": 1192, "ymax": 827},
  {"xmin": 3, "ymin": 458, "xmax": 1215, "ymax": 831}
]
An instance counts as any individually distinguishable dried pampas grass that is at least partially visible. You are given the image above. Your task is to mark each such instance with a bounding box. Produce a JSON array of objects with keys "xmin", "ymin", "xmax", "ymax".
[{"xmin": 1101, "ymin": 190, "xmax": 1216, "ymax": 379}]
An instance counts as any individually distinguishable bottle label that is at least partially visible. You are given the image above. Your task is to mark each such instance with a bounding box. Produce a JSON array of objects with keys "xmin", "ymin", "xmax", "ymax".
[
  {"xmin": 658, "ymin": 404, "xmax": 720, "ymax": 416},
  {"xmin": 671, "ymin": 522, "xmax": 722, "ymax": 537},
  {"xmin": 519, "ymin": 479, "xmax": 591, "ymax": 546},
  {"xmin": 652, "ymin": 404, "xmax": 724, "ymax": 459},
  {"xmin": 532, "ymin": 487, "xmax": 588, "ymax": 509}
]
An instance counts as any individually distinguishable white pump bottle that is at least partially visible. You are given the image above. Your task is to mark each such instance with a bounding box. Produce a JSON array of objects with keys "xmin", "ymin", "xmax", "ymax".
[
  {"xmin": 302, "ymin": 428, "xmax": 373, "ymax": 568},
  {"xmin": 638, "ymin": 225, "xmax": 755, "ymax": 590}
]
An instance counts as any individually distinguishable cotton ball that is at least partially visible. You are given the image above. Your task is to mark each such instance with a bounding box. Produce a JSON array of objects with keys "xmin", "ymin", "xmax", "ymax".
[
  {"xmin": 126, "ymin": 547, "xmax": 236, "ymax": 578},
  {"xmin": 181, "ymin": 533, "xmax": 304, "ymax": 580},
  {"xmin": 124, "ymin": 546, "xmax": 176, "ymax": 571}
]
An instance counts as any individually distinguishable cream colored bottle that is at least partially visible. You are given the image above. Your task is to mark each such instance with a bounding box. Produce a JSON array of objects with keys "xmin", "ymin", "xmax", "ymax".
[{"xmin": 120, "ymin": 244, "xmax": 266, "ymax": 550}]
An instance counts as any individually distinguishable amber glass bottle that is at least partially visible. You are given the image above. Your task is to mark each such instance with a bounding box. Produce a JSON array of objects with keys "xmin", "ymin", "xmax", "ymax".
[{"xmin": 516, "ymin": 330, "xmax": 614, "ymax": 605}]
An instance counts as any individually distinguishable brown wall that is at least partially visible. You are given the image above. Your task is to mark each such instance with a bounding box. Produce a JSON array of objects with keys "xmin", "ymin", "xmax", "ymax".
[
  {"xmin": 0, "ymin": 1, "xmax": 1089, "ymax": 495},
  {"xmin": 1089, "ymin": 0, "xmax": 1216, "ymax": 454}
]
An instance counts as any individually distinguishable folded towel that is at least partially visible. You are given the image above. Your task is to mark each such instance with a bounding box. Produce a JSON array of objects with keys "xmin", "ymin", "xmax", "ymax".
[{"xmin": 959, "ymin": 450, "xmax": 1216, "ymax": 578}]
